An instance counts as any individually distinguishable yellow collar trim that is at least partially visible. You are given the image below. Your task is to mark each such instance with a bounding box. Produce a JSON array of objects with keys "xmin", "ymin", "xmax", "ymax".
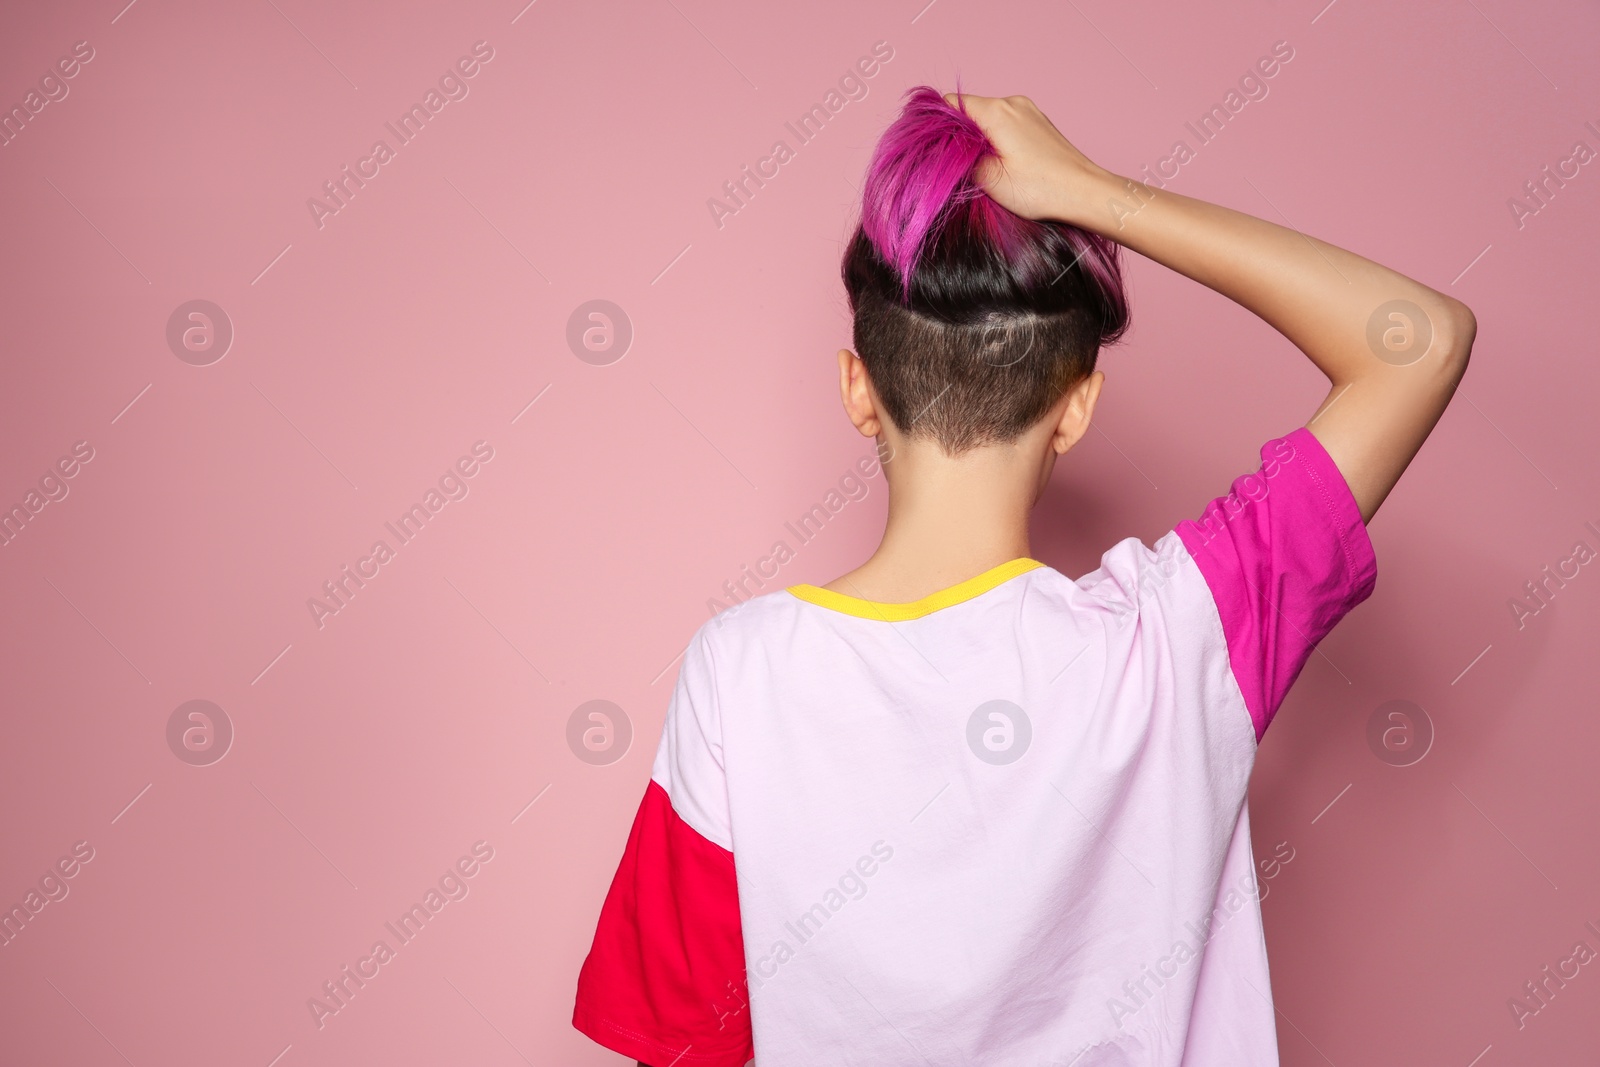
[{"xmin": 787, "ymin": 558, "xmax": 1045, "ymax": 621}]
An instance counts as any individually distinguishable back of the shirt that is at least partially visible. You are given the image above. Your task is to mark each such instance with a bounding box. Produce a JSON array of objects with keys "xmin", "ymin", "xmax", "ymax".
[{"xmin": 574, "ymin": 427, "xmax": 1376, "ymax": 1067}]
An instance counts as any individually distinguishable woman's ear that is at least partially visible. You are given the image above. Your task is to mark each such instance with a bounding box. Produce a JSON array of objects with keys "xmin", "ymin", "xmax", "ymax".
[
  {"xmin": 838, "ymin": 349, "xmax": 884, "ymax": 438},
  {"xmin": 1051, "ymin": 370, "xmax": 1104, "ymax": 455}
]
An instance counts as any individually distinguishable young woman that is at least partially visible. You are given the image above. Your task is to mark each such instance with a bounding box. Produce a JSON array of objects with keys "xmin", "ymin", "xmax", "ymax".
[{"xmin": 577, "ymin": 87, "xmax": 1474, "ymax": 1066}]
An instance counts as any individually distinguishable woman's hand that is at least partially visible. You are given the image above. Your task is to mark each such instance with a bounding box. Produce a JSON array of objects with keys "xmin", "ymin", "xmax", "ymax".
[
  {"xmin": 949, "ymin": 92, "xmax": 1475, "ymax": 528},
  {"xmin": 944, "ymin": 92, "xmax": 1116, "ymax": 228}
]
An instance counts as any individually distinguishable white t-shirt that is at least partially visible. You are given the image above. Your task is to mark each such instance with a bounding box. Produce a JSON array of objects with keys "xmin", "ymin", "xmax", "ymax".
[{"xmin": 575, "ymin": 426, "xmax": 1377, "ymax": 1066}]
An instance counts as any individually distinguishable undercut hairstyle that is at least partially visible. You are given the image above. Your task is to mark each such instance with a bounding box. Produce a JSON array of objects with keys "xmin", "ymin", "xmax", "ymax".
[{"xmin": 841, "ymin": 86, "xmax": 1130, "ymax": 455}]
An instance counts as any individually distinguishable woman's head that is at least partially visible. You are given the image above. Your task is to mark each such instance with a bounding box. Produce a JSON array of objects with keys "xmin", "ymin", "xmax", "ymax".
[{"xmin": 841, "ymin": 86, "xmax": 1129, "ymax": 455}]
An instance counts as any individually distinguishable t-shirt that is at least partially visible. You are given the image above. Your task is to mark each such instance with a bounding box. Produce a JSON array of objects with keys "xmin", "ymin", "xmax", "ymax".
[{"xmin": 573, "ymin": 426, "xmax": 1377, "ymax": 1066}]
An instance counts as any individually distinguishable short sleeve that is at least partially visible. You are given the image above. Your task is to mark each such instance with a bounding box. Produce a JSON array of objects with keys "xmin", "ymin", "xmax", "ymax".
[
  {"xmin": 573, "ymin": 628, "xmax": 753, "ymax": 1067},
  {"xmin": 1174, "ymin": 427, "xmax": 1377, "ymax": 742}
]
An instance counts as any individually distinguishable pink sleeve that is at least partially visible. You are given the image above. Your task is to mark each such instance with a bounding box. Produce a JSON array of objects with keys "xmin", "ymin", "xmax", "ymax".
[{"xmin": 1175, "ymin": 427, "xmax": 1377, "ymax": 742}]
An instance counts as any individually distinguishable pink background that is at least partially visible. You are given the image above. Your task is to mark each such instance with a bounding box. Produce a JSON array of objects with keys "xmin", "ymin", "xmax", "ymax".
[{"xmin": 1, "ymin": 0, "xmax": 1597, "ymax": 1063}]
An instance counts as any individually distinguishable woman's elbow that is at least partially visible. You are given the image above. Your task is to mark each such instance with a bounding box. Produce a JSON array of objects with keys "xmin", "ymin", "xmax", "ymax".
[{"xmin": 1438, "ymin": 296, "xmax": 1477, "ymax": 366}]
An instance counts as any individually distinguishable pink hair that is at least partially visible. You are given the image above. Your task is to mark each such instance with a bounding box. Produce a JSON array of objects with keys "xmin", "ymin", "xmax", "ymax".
[{"xmin": 857, "ymin": 84, "xmax": 1127, "ymax": 330}]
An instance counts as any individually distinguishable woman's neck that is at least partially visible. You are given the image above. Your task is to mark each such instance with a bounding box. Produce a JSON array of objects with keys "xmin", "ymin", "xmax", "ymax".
[{"xmin": 822, "ymin": 439, "xmax": 1040, "ymax": 603}]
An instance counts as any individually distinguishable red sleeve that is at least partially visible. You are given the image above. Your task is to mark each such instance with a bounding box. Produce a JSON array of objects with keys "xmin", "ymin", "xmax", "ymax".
[
  {"xmin": 573, "ymin": 780, "xmax": 753, "ymax": 1067},
  {"xmin": 1175, "ymin": 427, "xmax": 1377, "ymax": 742}
]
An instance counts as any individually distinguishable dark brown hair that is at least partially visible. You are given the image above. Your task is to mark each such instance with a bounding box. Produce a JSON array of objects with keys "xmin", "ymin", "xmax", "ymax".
[{"xmin": 842, "ymin": 87, "xmax": 1130, "ymax": 454}]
